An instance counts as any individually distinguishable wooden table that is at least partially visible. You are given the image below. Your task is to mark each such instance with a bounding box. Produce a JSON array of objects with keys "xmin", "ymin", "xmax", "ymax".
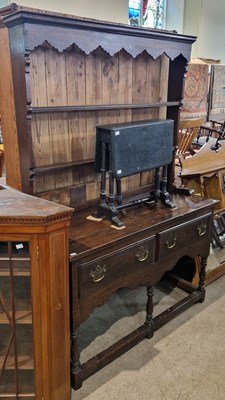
[{"xmin": 69, "ymin": 194, "xmax": 216, "ymax": 389}]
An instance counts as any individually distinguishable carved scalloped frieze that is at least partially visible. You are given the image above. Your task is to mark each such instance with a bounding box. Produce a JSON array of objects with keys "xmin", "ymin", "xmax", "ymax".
[
  {"xmin": 2, "ymin": 10, "xmax": 195, "ymax": 60},
  {"xmin": 24, "ymin": 22, "xmax": 192, "ymax": 61}
]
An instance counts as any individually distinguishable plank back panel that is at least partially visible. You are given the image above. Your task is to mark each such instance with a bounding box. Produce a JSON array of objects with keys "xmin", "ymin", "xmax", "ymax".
[{"xmin": 29, "ymin": 46, "xmax": 169, "ymax": 209}]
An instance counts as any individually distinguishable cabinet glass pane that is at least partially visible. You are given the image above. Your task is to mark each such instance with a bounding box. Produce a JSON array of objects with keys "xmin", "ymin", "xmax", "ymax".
[{"xmin": 0, "ymin": 241, "xmax": 35, "ymax": 397}]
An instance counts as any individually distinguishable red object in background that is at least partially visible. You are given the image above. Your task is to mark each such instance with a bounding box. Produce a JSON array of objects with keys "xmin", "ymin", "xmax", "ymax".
[{"xmin": 143, "ymin": 0, "xmax": 148, "ymax": 16}]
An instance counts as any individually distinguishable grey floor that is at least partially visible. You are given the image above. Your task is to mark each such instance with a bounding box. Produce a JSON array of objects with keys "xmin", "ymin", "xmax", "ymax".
[{"xmin": 72, "ymin": 275, "xmax": 225, "ymax": 400}]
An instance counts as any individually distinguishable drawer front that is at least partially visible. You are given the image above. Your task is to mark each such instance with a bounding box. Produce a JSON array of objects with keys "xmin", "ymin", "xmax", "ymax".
[
  {"xmin": 158, "ymin": 213, "xmax": 212, "ymax": 260},
  {"xmin": 78, "ymin": 236, "xmax": 155, "ymax": 298}
]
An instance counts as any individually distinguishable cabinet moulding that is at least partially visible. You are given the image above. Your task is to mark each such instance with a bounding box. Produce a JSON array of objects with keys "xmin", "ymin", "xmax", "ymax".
[{"xmin": 2, "ymin": 10, "xmax": 195, "ymax": 60}]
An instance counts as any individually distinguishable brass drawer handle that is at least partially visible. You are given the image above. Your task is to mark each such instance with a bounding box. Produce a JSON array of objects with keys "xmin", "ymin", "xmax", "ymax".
[
  {"xmin": 90, "ymin": 264, "xmax": 106, "ymax": 283},
  {"xmin": 135, "ymin": 246, "xmax": 149, "ymax": 262},
  {"xmin": 197, "ymin": 223, "xmax": 207, "ymax": 236},
  {"xmin": 165, "ymin": 235, "xmax": 177, "ymax": 249}
]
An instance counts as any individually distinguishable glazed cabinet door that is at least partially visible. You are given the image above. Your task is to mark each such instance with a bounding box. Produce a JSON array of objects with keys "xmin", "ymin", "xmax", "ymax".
[
  {"xmin": 0, "ymin": 185, "xmax": 72, "ymax": 400},
  {"xmin": 0, "ymin": 237, "xmax": 36, "ymax": 399}
]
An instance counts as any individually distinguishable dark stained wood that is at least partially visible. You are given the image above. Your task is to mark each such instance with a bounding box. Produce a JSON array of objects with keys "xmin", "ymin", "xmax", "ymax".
[
  {"xmin": 30, "ymin": 159, "xmax": 94, "ymax": 177},
  {"xmin": 31, "ymin": 101, "xmax": 181, "ymax": 113},
  {"xmin": 0, "ymin": 3, "xmax": 17, "ymax": 17},
  {"xmin": 69, "ymin": 196, "xmax": 215, "ymax": 258},
  {"xmin": 80, "ymin": 324, "xmax": 150, "ymax": 382},
  {"xmin": 7, "ymin": 23, "xmax": 33, "ymax": 193},
  {"xmin": 167, "ymin": 55, "xmax": 187, "ymax": 190},
  {"xmin": 75, "ymin": 287, "xmax": 203, "ymax": 386},
  {"xmin": 69, "ymin": 195, "xmax": 216, "ymax": 389},
  {"xmin": 153, "ymin": 289, "xmax": 204, "ymax": 330}
]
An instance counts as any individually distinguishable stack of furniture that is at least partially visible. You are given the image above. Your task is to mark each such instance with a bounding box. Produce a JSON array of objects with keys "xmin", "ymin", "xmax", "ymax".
[
  {"xmin": 0, "ymin": 4, "xmax": 217, "ymax": 397},
  {"xmin": 180, "ymin": 139, "xmax": 225, "ymax": 283},
  {"xmin": 180, "ymin": 141, "xmax": 225, "ymax": 211}
]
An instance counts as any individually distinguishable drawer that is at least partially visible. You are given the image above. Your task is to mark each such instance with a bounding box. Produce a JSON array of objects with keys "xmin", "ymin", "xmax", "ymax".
[
  {"xmin": 158, "ymin": 213, "xmax": 212, "ymax": 260},
  {"xmin": 78, "ymin": 236, "xmax": 155, "ymax": 298}
]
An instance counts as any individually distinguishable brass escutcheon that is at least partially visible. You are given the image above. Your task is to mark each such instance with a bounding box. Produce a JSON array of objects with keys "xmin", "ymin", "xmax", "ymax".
[
  {"xmin": 165, "ymin": 235, "xmax": 177, "ymax": 249},
  {"xmin": 135, "ymin": 246, "xmax": 149, "ymax": 262},
  {"xmin": 90, "ymin": 264, "xmax": 106, "ymax": 282},
  {"xmin": 197, "ymin": 223, "xmax": 207, "ymax": 236}
]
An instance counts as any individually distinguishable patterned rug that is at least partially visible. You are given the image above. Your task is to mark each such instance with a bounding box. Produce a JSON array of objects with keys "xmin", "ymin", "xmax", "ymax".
[
  {"xmin": 181, "ymin": 63, "xmax": 209, "ymax": 119},
  {"xmin": 210, "ymin": 64, "xmax": 225, "ymax": 112}
]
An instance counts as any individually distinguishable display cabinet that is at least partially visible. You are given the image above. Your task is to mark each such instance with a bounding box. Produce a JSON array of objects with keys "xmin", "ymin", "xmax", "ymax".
[{"xmin": 0, "ymin": 185, "xmax": 73, "ymax": 399}]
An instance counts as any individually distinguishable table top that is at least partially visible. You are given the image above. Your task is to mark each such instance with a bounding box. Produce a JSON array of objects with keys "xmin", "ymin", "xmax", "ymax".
[{"xmin": 69, "ymin": 194, "xmax": 216, "ymax": 259}]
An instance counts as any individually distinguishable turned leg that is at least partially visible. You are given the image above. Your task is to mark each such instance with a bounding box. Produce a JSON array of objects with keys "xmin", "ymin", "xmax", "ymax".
[
  {"xmin": 159, "ymin": 165, "xmax": 176, "ymax": 209},
  {"xmin": 116, "ymin": 178, "xmax": 122, "ymax": 205},
  {"xmin": 144, "ymin": 286, "xmax": 155, "ymax": 339},
  {"xmin": 154, "ymin": 167, "xmax": 160, "ymax": 203},
  {"xmin": 161, "ymin": 165, "xmax": 168, "ymax": 195},
  {"xmin": 99, "ymin": 142, "xmax": 107, "ymax": 207},
  {"xmin": 198, "ymin": 256, "xmax": 207, "ymax": 302},
  {"xmin": 108, "ymin": 144, "xmax": 115, "ymax": 210},
  {"xmin": 71, "ymin": 329, "xmax": 83, "ymax": 390}
]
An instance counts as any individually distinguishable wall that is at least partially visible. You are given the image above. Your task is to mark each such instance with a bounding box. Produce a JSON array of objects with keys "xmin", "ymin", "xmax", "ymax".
[
  {"xmin": 198, "ymin": 0, "xmax": 225, "ymax": 63},
  {"xmin": 10, "ymin": 0, "xmax": 128, "ymax": 23},
  {"xmin": 166, "ymin": 0, "xmax": 184, "ymax": 34},
  {"xmin": 166, "ymin": 0, "xmax": 225, "ymax": 64},
  {"xmin": 0, "ymin": 0, "xmax": 8, "ymax": 6},
  {"xmin": 183, "ymin": 0, "xmax": 225, "ymax": 63}
]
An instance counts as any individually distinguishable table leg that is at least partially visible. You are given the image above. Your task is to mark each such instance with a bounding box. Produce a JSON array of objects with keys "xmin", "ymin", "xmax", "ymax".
[
  {"xmin": 145, "ymin": 286, "xmax": 155, "ymax": 339},
  {"xmin": 71, "ymin": 328, "xmax": 83, "ymax": 389},
  {"xmin": 198, "ymin": 256, "xmax": 207, "ymax": 302}
]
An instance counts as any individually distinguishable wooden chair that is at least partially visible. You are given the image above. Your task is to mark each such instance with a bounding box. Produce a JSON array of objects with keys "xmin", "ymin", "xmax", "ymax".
[{"xmin": 177, "ymin": 118, "xmax": 203, "ymax": 159}]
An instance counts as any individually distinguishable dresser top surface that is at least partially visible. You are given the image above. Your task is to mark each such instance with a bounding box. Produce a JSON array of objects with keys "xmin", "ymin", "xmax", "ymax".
[{"xmin": 69, "ymin": 195, "xmax": 216, "ymax": 258}]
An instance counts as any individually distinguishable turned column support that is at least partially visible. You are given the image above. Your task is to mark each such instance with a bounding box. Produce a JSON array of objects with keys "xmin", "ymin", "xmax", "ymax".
[
  {"xmin": 71, "ymin": 329, "xmax": 83, "ymax": 389},
  {"xmin": 145, "ymin": 285, "xmax": 155, "ymax": 339},
  {"xmin": 198, "ymin": 256, "xmax": 207, "ymax": 302}
]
